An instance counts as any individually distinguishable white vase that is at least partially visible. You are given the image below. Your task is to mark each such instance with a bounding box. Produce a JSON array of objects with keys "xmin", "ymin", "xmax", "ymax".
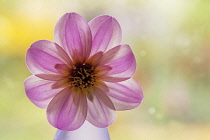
[{"xmin": 54, "ymin": 121, "xmax": 110, "ymax": 140}]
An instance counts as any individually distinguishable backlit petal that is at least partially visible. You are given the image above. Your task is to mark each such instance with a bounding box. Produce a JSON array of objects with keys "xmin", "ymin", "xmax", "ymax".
[
  {"xmin": 24, "ymin": 75, "xmax": 63, "ymax": 109},
  {"xmin": 89, "ymin": 15, "xmax": 122, "ymax": 56},
  {"xmin": 86, "ymin": 87, "xmax": 116, "ymax": 128},
  {"xmin": 35, "ymin": 74, "xmax": 66, "ymax": 81},
  {"xmin": 51, "ymin": 79, "xmax": 71, "ymax": 89},
  {"xmin": 102, "ymin": 79, "xmax": 143, "ymax": 111},
  {"xmin": 26, "ymin": 40, "xmax": 71, "ymax": 74},
  {"xmin": 54, "ymin": 12, "xmax": 92, "ymax": 63},
  {"xmin": 99, "ymin": 44, "xmax": 136, "ymax": 82},
  {"xmin": 47, "ymin": 87, "xmax": 87, "ymax": 131}
]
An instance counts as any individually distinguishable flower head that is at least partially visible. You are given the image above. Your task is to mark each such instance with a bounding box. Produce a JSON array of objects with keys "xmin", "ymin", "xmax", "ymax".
[{"xmin": 24, "ymin": 12, "xmax": 143, "ymax": 131}]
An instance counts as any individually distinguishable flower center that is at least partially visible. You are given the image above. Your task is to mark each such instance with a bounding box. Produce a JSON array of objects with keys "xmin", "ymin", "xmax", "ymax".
[{"xmin": 69, "ymin": 64, "xmax": 97, "ymax": 89}]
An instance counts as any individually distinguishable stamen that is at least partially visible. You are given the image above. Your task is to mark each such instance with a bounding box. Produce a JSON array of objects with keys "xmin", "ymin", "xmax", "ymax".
[{"xmin": 69, "ymin": 64, "xmax": 97, "ymax": 89}]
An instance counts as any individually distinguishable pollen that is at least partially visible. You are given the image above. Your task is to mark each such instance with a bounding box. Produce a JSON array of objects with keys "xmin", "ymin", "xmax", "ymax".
[{"xmin": 69, "ymin": 64, "xmax": 97, "ymax": 89}]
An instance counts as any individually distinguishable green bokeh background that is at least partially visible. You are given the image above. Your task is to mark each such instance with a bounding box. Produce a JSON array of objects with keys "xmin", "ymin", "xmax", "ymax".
[{"xmin": 0, "ymin": 0, "xmax": 210, "ymax": 139}]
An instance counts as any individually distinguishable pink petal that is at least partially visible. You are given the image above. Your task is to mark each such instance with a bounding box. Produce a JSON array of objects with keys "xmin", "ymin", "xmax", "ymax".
[
  {"xmin": 89, "ymin": 15, "xmax": 122, "ymax": 56},
  {"xmin": 54, "ymin": 64, "xmax": 71, "ymax": 75},
  {"xmin": 102, "ymin": 79, "xmax": 143, "ymax": 111},
  {"xmin": 85, "ymin": 52, "xmax": 103, "ymax": 66},
  {"xmin": 51, "ymin": 79, "xmax": 71, "ymax": 89},
  {"xmin": 101, "ymin": 58, "xmax": 136, "ymax": 82},
  {"xmin": 24, "ymin": 75, "xmax": 63, "ymax": 109},
  {"xmin": 47, "ymin": 87, "xmax": 87, "ymax": 131},
  {"xmin": 35, "ymin": 74, "xmax": 66, "ymax": 81},
  {"xmin": 100, "ymin": 76, "xmax": 130, "ymax": 82},
  {"xmin": 54, "ymin": 13, "xmax": 92, "ymax": 63},
  {"xmin": 86, "ymin": 87, "xmax": 116, "ymax": 128},
  {"xmin": 26, "ymin": 40, "xmax": 72, "ymax": 74},
  {"xmin": 99, "ymin": 44, "xmax": 136, "ymax": 82}
]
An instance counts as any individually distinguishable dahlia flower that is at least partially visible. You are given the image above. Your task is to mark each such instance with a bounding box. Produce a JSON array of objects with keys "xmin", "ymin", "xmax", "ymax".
[{"xmin": 24, "ymin": 12, "xmax": 143, "ymax": 131}]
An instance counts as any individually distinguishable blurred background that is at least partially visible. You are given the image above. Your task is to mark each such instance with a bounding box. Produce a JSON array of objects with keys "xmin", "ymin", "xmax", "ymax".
[{"xmin": 0, "ymin": 0, "xmax": 210, "ymax": 139}]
